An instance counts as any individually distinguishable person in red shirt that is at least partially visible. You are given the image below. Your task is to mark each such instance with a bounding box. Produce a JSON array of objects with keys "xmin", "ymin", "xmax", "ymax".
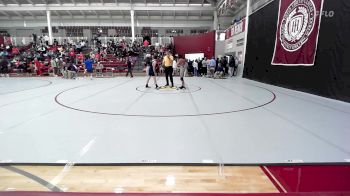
[
  {"xmin": 69, "ymin": 48, "xmax": 76, "ymax": 63},
  {"xmin": 95, "ymin": 53, "xmax": 101, "ymax": 63},
  {"xmin": 34, "ymin": 58, "xmax": 43, "ymax": 76},
  {"xmin": 77, "ymin": 52, "xmax": 84, "ymax": 64},
  {"xmin": 143, "ymin": 40, "xmax": 149, "ymax": 47},
  {"xmin": 12, "ymin": 47, "xmax": 19, "ymax": 55}
]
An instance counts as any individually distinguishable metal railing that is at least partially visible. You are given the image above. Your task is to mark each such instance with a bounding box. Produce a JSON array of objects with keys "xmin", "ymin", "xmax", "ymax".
[{"xmin": 2, "ymin": 36, "xmax": 173, "ymax": 46}]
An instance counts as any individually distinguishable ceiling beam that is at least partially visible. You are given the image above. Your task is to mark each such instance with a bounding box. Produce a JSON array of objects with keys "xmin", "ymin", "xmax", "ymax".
[
  {"xmin": 65, "ymin": 10, "xmax": 73, "ymax": 18},
  {"xmin": 0, "ymin": 4, "xmax": 215, "ymax": 11},
  {"xmin": 0, "ymin": 10, "xmax": 10, "ymax": 17},
  {"xmin": 26, "ymin": 10, "xmax": 36, "ymax": 18},
  {"xmin": 13, "ymin": 11, "xmax": 23, "ymax": 17},
  {"xmin": 107, "ymin": 10, "xmax": 112, "ymax": 17},
  {"xmin": 79, "ymin": 10, "xmax": 86, "ymax": 18},
  {"xmin": 93, "ymin": 10, "xmax": 99, "ymax": 18},
  {"xmin": 53, "ymin": 10, "xmax": 60, "ymax": 18},
  {"xmin": 26, "ymin": 0, "xmax": 34, "ymax": 4},
  {"xmin": 12, "ymin": 0, "xmax": 20, "ymax": 5}
]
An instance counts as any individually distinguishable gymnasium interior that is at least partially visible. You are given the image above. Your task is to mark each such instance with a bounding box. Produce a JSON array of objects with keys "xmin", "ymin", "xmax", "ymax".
[{"xmin": 0, "ymin": 0, "xmax": 349, "ymax": 195}]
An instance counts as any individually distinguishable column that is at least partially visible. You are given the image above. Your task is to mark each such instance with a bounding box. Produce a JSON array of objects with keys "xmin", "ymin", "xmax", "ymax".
[
  {"xmin": 46, "ymin": 10, "xmax": 53, "ymax": 45},
  {"xmin": 241, "ymin": 0, "xmax": 251, "ymax": 77},
  {"xmin": 130, "ymin": 10, "xmax": 135, "ymax": 42},
  {"xmin": 213, "ymin": 10, "xmax": 218, "ymax": 30}
]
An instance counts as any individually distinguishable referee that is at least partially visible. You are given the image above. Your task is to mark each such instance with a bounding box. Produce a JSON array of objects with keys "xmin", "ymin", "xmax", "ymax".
[{"xmin": 162, "ymin": 51, "xmax": 174, "ymax": 87}]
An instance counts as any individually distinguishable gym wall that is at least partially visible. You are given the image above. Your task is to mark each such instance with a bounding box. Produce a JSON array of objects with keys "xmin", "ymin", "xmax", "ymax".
[
  {"xmin": 173, "ymin": 31, "xmax": 215, "ymax": 58},
  {"xmin": 243, "ymin": 0, "xmax": 350, "ymax": 103}
]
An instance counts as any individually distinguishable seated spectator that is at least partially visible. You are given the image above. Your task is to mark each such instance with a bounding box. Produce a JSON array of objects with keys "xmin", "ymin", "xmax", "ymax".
[
  {"xmin": 67, "ymin": 62, "xmax": 77, "ymax": 79},
  {"xmin": 214, "ymin": 63, "xmax": 225, "ymax": 79},
  {"xmin": 96, "ymin": 62, "xmax": 104, "ymax": 77},
  {"xmin": 34, "ymin": 58, "xmax": 43, "ymax": 76}
]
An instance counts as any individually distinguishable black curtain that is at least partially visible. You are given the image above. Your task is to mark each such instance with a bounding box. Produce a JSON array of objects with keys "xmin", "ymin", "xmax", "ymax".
[{"xmin": 243, "ymin": 0, "xmax": 350, "ymax": 103}]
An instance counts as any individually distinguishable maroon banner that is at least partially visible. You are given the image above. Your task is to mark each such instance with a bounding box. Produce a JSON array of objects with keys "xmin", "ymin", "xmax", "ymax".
[{"xmin": 272, "ymin": 0, "xmax": 323, "ymax": 66}]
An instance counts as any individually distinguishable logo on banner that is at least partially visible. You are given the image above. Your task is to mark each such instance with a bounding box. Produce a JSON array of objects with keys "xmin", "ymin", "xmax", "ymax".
[{"xmin": 280, "ymin": 0, "xmax": 316, "ymax": 51}]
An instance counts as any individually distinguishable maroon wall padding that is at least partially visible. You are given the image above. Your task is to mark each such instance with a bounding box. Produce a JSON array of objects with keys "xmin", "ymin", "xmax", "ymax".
[
  {"xmin": 265, "ymin": 165, "xmax": 350, "ymax": 192},
  {"xmin": 173, "ymin": 31, "xmax": 215, "ymax": 58}
]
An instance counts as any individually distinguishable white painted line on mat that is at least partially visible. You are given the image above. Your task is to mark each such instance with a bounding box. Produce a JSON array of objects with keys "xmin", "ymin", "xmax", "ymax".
[
  {"xmin": 55, "ymin": 160, "xmax": 69, "ymax": 163},
  {"xmin": 0, "ymin": 160, "xmax": 12, "ymax": 163},
  {"xmin": 79, "ymin": 137, "xmax": 96, "ymax": 157},
  {"xmin": 202, "ymin": 159, "xmax": 214, "ymax": 163},
  {"xmin": 49, "ymin": 161, "xmax": 75, "ymax": 186},
  {"xmin": 141, "ymin": 159, "xmax": 157, "ymax": 163},
  {"xmin": 285, "ymin": 159, "xmax": 304, "ymax": 163}
]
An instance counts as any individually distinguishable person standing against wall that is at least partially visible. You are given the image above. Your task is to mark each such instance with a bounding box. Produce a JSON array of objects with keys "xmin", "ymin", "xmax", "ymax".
[
  {"xmin": 162, "ymin": 51, "xmax": 174, "ymax": 87},
  {"xmin": 221, "ymin": 56, "xmax": 228, "ymax": 76},
  {"xmin": 228, "ymin": 55, "xmax": 236, "ymax": 77}
]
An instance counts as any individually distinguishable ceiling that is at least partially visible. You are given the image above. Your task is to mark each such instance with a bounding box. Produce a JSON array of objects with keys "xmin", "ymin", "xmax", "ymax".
[{"xmin": 0, "ymin": 0, "xmax": 218, "ymax": 20}]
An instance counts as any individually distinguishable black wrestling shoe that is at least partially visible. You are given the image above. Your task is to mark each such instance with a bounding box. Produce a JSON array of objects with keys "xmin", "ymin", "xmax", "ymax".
[
  {"xmin": 155, "ymin": 84, "xmax": 159, "ymax": 89},
  {"xmin": 145, "ymin": 84, "xmax": 150, "ymax": 88}
]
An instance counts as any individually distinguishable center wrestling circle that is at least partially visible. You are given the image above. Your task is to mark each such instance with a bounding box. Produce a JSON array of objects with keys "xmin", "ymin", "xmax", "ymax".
[
  {"xmin": 136, "ymin": 84, "xmax": 202, "ymax": 94},
  {"xmin": 55, "ymin": 80, "xmax": 276, "ymax": 117}
]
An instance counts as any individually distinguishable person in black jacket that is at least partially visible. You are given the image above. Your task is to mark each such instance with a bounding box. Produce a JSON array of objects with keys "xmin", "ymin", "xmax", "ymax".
[
  {"xmin": 126, "ymin": 57, "xmax": 133, "ymax": 78},
  {"xmin": 228, "ymin": 55, "xmax": 236, "ymax": 77},
  {"xmin": 145, "ymin": 54, "xmax": 159, "ymax": 89}
]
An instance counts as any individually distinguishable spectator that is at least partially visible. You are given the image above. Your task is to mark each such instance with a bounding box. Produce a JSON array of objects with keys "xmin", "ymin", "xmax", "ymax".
[
  {"xmin": 84, "ymin": 57, "xmax": 94, "ymax": 80},
  {"xmin": 193, "ymin": 60, "xmax": 199, "ymax": 77},
  {"xmin": 126, "ymin": 57, "xmax": 133, "ymax": 78}
]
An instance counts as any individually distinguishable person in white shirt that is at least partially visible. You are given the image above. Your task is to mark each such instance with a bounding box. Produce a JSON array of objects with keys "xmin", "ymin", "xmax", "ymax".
[
  {"xmin": 201, "ymin": 58, "xmax": 207, "ymax": 76},
  {"xmin": 172, "ymin": 58, "xmax": 177, "ymax": 76},
  {"xmin": 193, "ymin": 60, "xmax": 199, "ymax": 77},
  {"xmin": 44, "ymin": 35, "xmax": 49, "ymax": 46}
]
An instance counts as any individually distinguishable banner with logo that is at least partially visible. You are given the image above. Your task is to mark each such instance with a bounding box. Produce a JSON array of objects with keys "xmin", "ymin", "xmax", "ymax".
[
  {"xmin": 225, "ymin": 18, "xmax": 245, "ymax": 40},
  {"xmin": 272, "ymin": 0, "xmax": 324, "ymax": 66}
]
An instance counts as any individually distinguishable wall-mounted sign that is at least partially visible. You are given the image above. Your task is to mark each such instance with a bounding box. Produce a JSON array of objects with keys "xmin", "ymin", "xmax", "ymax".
[{"xmin": 225, "ymin": 18, "xmax": 245, "ymax": 40}]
